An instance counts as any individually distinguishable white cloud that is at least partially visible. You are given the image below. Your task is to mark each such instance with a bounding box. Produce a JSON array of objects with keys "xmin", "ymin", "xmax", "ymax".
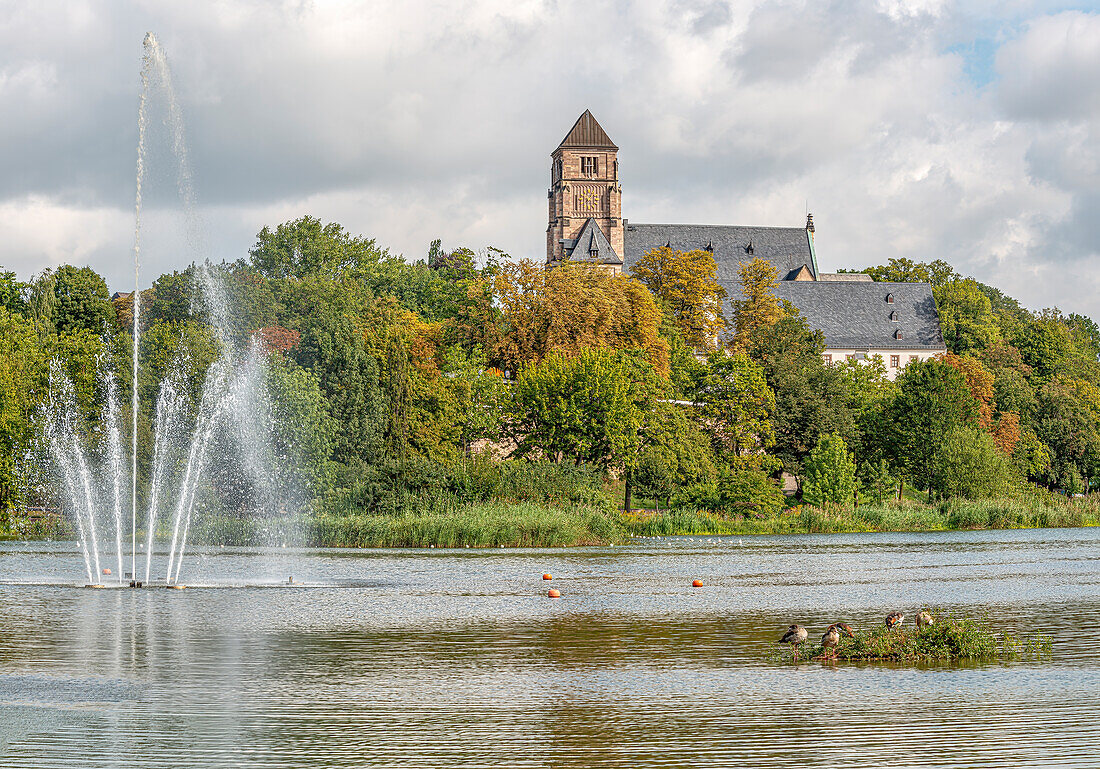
[{"xmin": 0, "ymin": 0, "xmax": 1097, "ymax": 317}]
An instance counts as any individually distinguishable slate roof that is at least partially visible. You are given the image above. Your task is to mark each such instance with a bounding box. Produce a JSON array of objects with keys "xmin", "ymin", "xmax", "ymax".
[
  {"xmin": 623, "ymin": 223, "xmax": 816, "ymax": 287},
  {"xmin": 774, "ymin": 281, "xmax": 946, "ymax": 350},
  {"xmin": 563, "ymin": 218, "xmax": 621, "ymax": 264},
  {"xmin": 557, "ymin": 110, "xmax": 617, "ymax": 151}
]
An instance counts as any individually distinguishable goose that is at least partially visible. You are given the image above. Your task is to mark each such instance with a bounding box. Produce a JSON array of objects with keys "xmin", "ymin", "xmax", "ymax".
[
  {"xmin": 779, "ymin": 624, "xmax": 808, "ymax": 660},
  {"xmin": 916, "ymin": 610, "xmax": 934, "ymax": 628},
  {"xmin": 820, "ymin": 623, "xmax": 854, "ymax": 659}
]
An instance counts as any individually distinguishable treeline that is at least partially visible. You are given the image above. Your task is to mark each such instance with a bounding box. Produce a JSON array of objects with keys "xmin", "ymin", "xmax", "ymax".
[{"xmin": 2, "ymin": 220, "xmax": 1099, "ymax": 531}]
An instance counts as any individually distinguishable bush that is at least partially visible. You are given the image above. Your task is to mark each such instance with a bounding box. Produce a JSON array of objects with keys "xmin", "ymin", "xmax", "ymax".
[{"xmin": 717, "ymin": 470, "xmax": 784, "ymax": 517}]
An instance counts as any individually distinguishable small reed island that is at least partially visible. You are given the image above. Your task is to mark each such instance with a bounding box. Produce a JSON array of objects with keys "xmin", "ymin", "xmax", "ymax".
[{"xmin": 779, "ymin": 611, "xmax": 1051, "ymax": 663}]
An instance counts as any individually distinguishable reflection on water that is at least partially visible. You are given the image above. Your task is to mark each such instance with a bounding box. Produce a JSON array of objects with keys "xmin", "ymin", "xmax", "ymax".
[{"xmin": 0, "ymin": 528, "xmax": 1097, "ymax": 768}]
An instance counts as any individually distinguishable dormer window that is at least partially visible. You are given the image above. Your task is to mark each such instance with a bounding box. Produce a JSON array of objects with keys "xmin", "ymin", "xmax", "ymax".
[
  {"xmin": 704, "ymin": 241, "xmax": 713, "ymax": 252},
  {"xmin": 581, "ymin": 156, "xmax": 597, "ymax": 175},
  {"xmin": 746, "ymin": 240, "xmax": 755, "ymax": 255},
  {"xmin": 886, "ymin": 293, "xmax": 894, "ymax": 304},
  {"xmin": 890, "ymin": 310, "xmax": 899, "ymax": 322},
  {"xmin": 894, "ymin": 329, "xmax": 903, "ymax": 340}
]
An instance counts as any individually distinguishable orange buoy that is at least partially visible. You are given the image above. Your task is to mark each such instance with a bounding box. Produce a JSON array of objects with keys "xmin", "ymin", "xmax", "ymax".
[
  {"xmin": 102, "ymin": 568, "xmax": 111, "ymax": 576},
  {"xmin": 543, "ymin": 573, "xmax": 553, "ymax": 580},
  {"xmin": 547, "ymin": 589, "xmax": 561, "ymax": 598},
  {"xmin": 692, "ymin": 579, "xmax": 703, "ymax": 588}
]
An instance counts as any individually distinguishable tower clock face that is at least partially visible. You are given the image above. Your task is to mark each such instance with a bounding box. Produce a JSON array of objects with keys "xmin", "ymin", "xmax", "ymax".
[{"xmin": 577, "ymin": 187, "xmax": 600, "ymax": 212}]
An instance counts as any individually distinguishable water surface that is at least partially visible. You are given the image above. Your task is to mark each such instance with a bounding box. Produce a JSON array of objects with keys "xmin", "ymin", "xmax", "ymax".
[{"xmin": 0, "ymin": 528, "xmax": 1097, "ymax": 767}]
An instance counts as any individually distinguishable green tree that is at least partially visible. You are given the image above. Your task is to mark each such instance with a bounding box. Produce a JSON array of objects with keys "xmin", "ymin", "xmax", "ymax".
[
  {"xmin": 0, "ymin": 270, "xmax": 26, "ymax": 315},
  {"xmin": 802, "ymin": 433, "xmax": 858, "ymax": 508},
  {"xmin": 440, "ymin": 345, "xmax": 506, "ymax": 458},
  {"xmin": 931, "ymin": 426, "xmax": 1014, "ymax": 499},
  {"xmin": 750, "ymin": 310, "xmax": 855, "ymax": 475},
  {"xmin": 510, "ymin": 347, "xmax": 657, "ymax": 471},
  {"xmin": 249, "ymin": 216, "xmax": 389, "ymax": 281},
  {"xmin": 859, "ymin": 458, "xmax": 896, "ymax": 504},
  {"xmin": 717, "ymin": 469, "xmax": 785, "ymax": 517},
  {"xmin": 862, "ymin": 258, "xmax": 960, "ymax": 287},
  {"xmin": 883, "ymin": 358, "xmax": 981, "ymax": 495},
  {"xmin": 696, "ymin": 350, "xmax": 775, "ymax": 464},
  {"xmin": 634, "ymin": 404, "xmax": 717, "ymax": 508},
  {"xmin": 52, "ymin": 265, "xmax": 114, "ymax": 335},
  {"xmin": 0, "ymin": 309, "xmax": 47, "ymax": 510},
  {"xmin": 265, "ymin": 356, "xmax": 336, "ymax": 496},
  {"xmin": 934, "ymin": 279, "xmax": 1000, "ymax": 354}
]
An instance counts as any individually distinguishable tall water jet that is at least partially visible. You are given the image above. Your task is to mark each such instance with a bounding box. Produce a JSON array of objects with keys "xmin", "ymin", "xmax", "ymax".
[{"xmin": 40, "ymin": 32, "xmax": 304, "ymax": 587}]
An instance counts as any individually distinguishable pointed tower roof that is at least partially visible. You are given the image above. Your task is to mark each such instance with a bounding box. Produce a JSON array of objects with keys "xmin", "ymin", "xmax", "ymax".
[{"xmin": 556, "ymin": 110, "xmax": 617, "ymax": 151}]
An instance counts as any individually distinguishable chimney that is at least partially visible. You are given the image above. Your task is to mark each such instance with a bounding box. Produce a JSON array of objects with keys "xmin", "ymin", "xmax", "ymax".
[{"xmin": 806, "ymin": 212, "xmax": 815, "ymax": 233}]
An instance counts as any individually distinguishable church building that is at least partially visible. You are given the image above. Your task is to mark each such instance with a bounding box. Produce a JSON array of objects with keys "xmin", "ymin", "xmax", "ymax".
[{"xmin": 546, "ymin": 110, "xmax": 946, "ymax": 379}]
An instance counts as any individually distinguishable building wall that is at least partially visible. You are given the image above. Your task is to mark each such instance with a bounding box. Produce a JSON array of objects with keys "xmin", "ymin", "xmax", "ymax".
[{"xmin": 822, "ymin": 348, "xmax": 945, "ymax": 380}]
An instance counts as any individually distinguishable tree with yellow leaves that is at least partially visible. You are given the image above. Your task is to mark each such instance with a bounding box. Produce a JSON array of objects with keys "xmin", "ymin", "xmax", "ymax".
[
  {"xmin": 493, "ymin": 259, "xmax": 668, "ymax": 376},
  {"xmin": 731, "ymin": 257, "xmax": 783, "ymax": 350},
  {"xmin": 631, "ymin": 246, "xmax": 726, "ymax": 350}
]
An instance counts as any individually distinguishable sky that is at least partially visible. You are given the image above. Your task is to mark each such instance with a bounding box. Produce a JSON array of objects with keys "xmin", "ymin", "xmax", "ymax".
[{"xmin": 1, "ymin": 0, "xmax": 1098, "ymax": 315}]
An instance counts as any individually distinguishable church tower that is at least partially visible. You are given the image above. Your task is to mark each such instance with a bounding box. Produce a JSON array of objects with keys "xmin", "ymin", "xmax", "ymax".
[{"xmin": 546, "ymin": 110, "xmax": 623, "ymax": 271}]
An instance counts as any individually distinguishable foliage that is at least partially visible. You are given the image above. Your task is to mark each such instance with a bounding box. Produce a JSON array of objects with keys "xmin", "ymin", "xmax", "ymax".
[
  {"xmin": 510, "ymin": 347, "xmax": 657, "ymax": 471},
  {"xmin": 730, "ymin": 257, "xmax": 782, "ymax": 349},
  {"xmin": 859, "ymin": 257, "xmax": 960, "ymax": 287},
  {"xmin": 803, "ymin": 433, "xmax": 858, "ymax": 508},
  {"xmin": 51, "ymin": 265, "xmax": 115, "ymax": 335},
  {"xmin": 932, "ymin": 426, "xmax": 1015, "ymax": 499},
  {"xmin": 859, "ymin": 459, "xmax": 896, "ymax": 505},
  {"xmin": 0, "ymin": 309, "xmax": 47, "ymax": 510},
  {"xmin": 934, "ymin": 279, "xmax": 1001, "ymax": 354},
  {"xmin": 493, "ymin": 259, "xmax": 668, "ymax": 375},
  {"xmin": 249, "ymin": 215, "xmax": 389, "ymax": 280},
  {"xmin": 631, "ymin": 246, "xmax": 726, "ymax": 349},
  {"xmin": 634, "ymin": 404, "xmax": 717, "ymax": 506},
  {"xmin": 696, "ymin": 350, "xmax": 775, "ymax": 462}
]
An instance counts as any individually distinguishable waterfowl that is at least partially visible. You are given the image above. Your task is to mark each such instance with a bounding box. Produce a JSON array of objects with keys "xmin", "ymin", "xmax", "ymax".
[
  {"xmin": 916, "ymin": 610, "xmax": 934, "ymax": 628},
  {"xmin": 820, "ymin": 623, "xmax": 853, "ymax": 658},
  {"xmin": 886, "ymin": 611, "xmax": 904, "ymax": 629},
  {"xmin": 780, "ymin": 624, "xmax": 808, "ymax": 659}
]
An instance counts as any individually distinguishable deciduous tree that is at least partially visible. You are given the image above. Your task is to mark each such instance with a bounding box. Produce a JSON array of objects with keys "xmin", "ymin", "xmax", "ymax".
[{"xmin": 631, "ymin": 246, "xmax": 726, "ymax": 350}]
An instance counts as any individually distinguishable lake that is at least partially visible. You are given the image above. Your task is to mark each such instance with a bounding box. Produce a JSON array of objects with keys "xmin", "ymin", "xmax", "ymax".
[{"xmin": 0, "ymin": 528, "xmax": 1097, "ymax": 768}]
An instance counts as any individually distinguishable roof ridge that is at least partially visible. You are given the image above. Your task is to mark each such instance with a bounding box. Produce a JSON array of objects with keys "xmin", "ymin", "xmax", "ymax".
[{"xmin": 630, "ymin": 222, "xmax": 806, "ymax": 231}]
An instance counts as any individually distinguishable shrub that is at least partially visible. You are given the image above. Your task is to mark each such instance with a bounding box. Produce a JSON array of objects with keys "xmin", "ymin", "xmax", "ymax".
[
  {"xmin": 931, "ymin": 426, "xmax": 1015, "ymax": 499},
  {"xmin": 717, "ymin": 470, "xmax": 784, "ymax": 517}
]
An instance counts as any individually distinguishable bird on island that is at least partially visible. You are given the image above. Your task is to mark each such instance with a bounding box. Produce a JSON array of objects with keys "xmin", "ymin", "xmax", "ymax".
[
  {"xmin": 780, "ymin": 624, "xmax": 808, "ymax": 660},
  {"xmin": 886, "ymin": 611, "xmax": 905, "ymax": 629},
  {"xmin": 820, "ymin": 623, "xmax": 854, "ymax": 659},
  {"xmin": 916, "ymin": 610, "xmax": 934, "ymax": 629}
]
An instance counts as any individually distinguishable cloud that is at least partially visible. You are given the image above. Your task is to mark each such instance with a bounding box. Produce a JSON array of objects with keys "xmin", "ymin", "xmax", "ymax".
[{"xmin": 0, "ymin": 0, "xmax": 1097, "ymax": 319}]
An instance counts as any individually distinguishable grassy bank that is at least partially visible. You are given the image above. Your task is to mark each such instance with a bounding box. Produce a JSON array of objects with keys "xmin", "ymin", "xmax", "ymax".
[
  {"xmin": 625, "ymin": 495, "xmax": 1100, "ymax": 537},
  {"xmin": 307, "ymin": 501, "xmax": 623, "ymax": 548},
  {"xmin": 783, "ymin": 613, "xmax": 1051, "ymax": 663}
]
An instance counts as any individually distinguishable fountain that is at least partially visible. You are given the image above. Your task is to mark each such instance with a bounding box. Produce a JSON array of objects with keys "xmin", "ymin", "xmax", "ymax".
[{"xmin": 40, "ymin": 33, "xmax": 297, "ymax": 588}]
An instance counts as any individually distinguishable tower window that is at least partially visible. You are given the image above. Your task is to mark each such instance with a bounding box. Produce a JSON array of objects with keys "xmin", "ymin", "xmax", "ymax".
[{"xmin": 581, "ymin": 157, "xmax": 597, "ymax": 175}]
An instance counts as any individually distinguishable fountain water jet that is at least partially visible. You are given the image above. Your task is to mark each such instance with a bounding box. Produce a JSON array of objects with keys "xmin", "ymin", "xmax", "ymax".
[{"xmin": 40, "ymin": 32, "xmax": 302, "ymax": 587}]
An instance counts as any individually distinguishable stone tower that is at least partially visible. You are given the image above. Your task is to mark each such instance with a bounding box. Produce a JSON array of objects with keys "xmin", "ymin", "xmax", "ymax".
[{"xmin": 546, "ymin": 110, "xmax": 624, "ymax": 270}]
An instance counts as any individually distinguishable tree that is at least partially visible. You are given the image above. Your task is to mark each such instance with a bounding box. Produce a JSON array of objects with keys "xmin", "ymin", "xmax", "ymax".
[
  {"xmin": 440, "ymin": 345, "xmax": 506, "ymax": 458},
  {"xmin": 934, "ymin": 279, "xmax": 1000, "ymax": 354},
  {"xmin": 264, "ymin": 356, "xmax": 337, "ymax": 496},
  {"xmin": 631, "ymin": 246, "xmax": 726, "ymax": 350},
  {"xmin": 862, "ymin": 258, "xmax": 960, "ymax": 287},
  {"xmin": 1032, "ymin": 378, "xmax": 1100, "ymax": 485},
  {"xmin": 493, "ymin": 259, "xmax": 667, "ymax": 375},
  {"xmin": 52, "ymin": 265, "xmax": 114, "ymax": 335},
  {"xmin": 730, "ymin": 258, "xmax": 782, "ymax": 349},
  {"xmin": 859, "ymin": 459, "xmax": 896, "ymax": 505},
  {"xmin": 510, "ymin": 347, "xmax": 657, "ymax": 471},
  {"xmin": 634, "ymin": 404, "xmax": 717, "ymax": 508},
  {"xmin": 802, "ymin": 433, "xmax": 858, "ymax": 508},
  {"xmin": 696, "ymin": 350, "xmax": 775, "ymax": 464},
  {"xmin": 717, "ymin": 469, "xmax": 785, "ymax": 517},
  {"xmin": 883, "ymin": 358, "xmax": 981, "ymax": 494},
  {"xmin": 249, "ymin": 216, "xmax": 389, "ymax": 280},
  {"xmin": 939, "ymin": 353, "xmax": 995, "ymax": 428},
  {"xmin": 0, "ymin": 309, "xmax": 46, "ymax": 510},
  {"xmin": 294, "ymin": 311, "xmax": 385, "ymax": 465},
  {"xmin": 750, "ymin": 310, "xmax": 855, "ymax": 475},
  {"xmin": 0, "ymin": 270, "xmax": 25, "ymax": 315},
  {"xmin": 931, "ymin": 426, "xmax": 1014, "ymax": 499}
]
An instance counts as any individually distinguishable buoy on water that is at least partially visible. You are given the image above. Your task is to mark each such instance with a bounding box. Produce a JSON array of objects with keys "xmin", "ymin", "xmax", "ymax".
[
  {"xmin": 548, "ymin": 589, "xmax": 561, "ymax": 598},
  {"xmin": 102, "ymin": 568, "xmax": 111, "ymax": 576},
  {"xmin": 543, "ymin": 573, "xmax": 552, "ymax": 580},
  {"xmin": 692, "ymin": 579, "xmax": 703, "ymax": 588}
]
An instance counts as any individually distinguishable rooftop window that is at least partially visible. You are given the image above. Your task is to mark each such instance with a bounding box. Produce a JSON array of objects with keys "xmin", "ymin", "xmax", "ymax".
[{"xmin": 886, "ymin": 293, "xmax": 895, "ymax": 304}]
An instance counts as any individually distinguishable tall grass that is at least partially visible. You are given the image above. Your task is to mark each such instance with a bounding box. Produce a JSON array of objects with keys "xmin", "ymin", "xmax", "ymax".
[{"xmin": 626, "ymin": 494, "xmax": 1100, "ymax": 537}]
